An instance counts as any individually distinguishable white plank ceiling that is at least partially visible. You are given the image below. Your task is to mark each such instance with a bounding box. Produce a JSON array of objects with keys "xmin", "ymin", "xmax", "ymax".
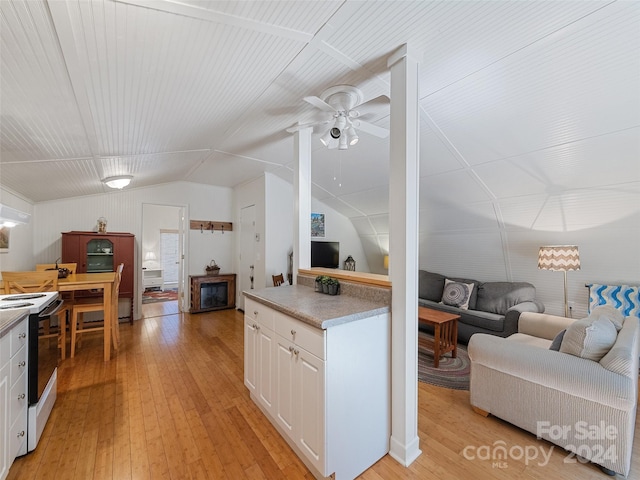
[{"xmin": 1, "ymin": 0, "xmax": 639, "ymax": 265}]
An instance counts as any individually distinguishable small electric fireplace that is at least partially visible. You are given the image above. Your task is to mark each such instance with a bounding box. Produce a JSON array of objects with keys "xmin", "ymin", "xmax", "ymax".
[{"xmin": 190, "ymin": 274, "xmax": 236, "ymax": 313}]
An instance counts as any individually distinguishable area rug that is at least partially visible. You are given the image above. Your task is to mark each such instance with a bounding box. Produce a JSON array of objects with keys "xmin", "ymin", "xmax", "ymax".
[
  {"xmin": 417, "ymin": 332, "xmax": 470, "ymax": 390},
  {"xmin": 142, "ymin": 288, "xmax": 178, "ymax": 304}
]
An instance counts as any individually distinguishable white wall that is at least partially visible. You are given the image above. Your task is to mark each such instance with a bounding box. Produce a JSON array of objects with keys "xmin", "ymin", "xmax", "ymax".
[
  {"xmin": 311, "ymin": 197, "xmax": 370, "ymax": 273},
  {"xmin": 31, "ymin": 181, "xmax": 233, "ymax": 317},
  {"xmin": 234, "ymin": 173, "xmax": 371, "ymax": 296},
  {"xmin": 0, "ymin": 189, "xmax": 34, "ymax": 272},
  {"xmin": 420, "ymin": 201, "xmax": 640, "ymax": 318},
  {"xmin": 265, "ymin": 174, "xmax": 294, "ymax": 282}
]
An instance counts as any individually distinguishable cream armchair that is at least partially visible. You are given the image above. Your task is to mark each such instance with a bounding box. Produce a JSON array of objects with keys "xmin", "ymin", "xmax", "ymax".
[{"xmin": 468, "ymin": 311, "xmax": 639, "ymax": 477}]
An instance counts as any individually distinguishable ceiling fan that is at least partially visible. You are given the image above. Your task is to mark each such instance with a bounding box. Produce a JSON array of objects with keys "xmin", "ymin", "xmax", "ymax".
[{"xmin": 286, "ymin": 85, "xmax": 390, "ymax": 150}]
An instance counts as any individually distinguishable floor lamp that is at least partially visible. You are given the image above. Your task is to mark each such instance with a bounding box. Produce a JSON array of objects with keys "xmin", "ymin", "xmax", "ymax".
[{"xmin": 538, "ymin": 245, "xmax": 581, "ymax": 317}]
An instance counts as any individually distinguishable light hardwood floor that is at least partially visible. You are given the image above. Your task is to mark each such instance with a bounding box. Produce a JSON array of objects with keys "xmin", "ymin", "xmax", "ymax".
[{"xmin": 9, "ymin": 303, "xmax": 639, "ymax": 479}]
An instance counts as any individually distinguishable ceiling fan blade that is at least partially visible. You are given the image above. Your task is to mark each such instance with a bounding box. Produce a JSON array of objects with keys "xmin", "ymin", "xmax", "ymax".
[
  {"xmin": 286, "ymin": 120, "xmax": 330, "ymax": 133},
  {"xmin": 303, "ymin": 96, "xmax": 337, "ymax": 113},
  {"xmin": 352, "ymin": 95, "xmax": 390, "ymax": 115},
  {"xmin": 353, "ymin": 119, "xmax": 389, "ymax": 138}
]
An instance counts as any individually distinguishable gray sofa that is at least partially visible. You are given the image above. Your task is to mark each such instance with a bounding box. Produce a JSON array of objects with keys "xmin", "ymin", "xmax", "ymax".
[{"xmin": 418, "ymin": 270, "xmax": 545, "ymax": 344}]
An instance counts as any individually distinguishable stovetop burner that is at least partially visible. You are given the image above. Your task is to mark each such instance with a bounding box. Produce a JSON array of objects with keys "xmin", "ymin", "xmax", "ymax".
[
  {"xmin": 0, "ymin": 302, "xmax": 34, "ymax": 310},
  {"xmin": 2, "ymin": 294, "xmax": 47, "ymax": 301}
]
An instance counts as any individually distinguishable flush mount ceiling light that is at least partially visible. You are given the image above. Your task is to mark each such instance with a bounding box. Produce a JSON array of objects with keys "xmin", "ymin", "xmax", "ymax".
[
  {"xmin": 102, "ymin": 175, "xmax": 133, "ymax": 189},
  {"xmin": 286, "ymin": 85, "xmax": 389, "ymax": 150}
]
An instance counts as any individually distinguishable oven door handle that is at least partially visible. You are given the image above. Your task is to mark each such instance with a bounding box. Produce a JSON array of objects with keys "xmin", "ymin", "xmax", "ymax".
[{"xmin": 39, "ymin": 299, "xmax": 64, "ymax": 318}]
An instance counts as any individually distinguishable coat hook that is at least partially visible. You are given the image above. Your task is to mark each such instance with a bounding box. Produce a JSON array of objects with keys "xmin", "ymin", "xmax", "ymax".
[
  {"xmin": 221, "ymin": 224, "xmax": 224, "ymax": 234},
  {"xmin": 200, "ymin": 223, "xmax": 203, "ymax": 233}
]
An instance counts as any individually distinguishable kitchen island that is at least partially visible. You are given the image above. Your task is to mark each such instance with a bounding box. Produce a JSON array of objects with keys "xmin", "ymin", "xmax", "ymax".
[{"xmin": 243, "ymin": 285, "xmax": 391, "ymax": 480}]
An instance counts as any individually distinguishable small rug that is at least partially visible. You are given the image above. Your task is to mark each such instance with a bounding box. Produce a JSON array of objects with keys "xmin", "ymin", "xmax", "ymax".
[
  {"xmin": 417, "ymin": 332, "xmax": 470, "ymax": 390},
  {"xmin": 142, "ymin": 289, "xmax": 178, "ymax": 304}
]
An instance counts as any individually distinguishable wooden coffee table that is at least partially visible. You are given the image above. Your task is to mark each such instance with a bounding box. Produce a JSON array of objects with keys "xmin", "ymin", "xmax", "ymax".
[{"xmin": 418, "ymin": 306, "xmax": 460, "ymax": 368}]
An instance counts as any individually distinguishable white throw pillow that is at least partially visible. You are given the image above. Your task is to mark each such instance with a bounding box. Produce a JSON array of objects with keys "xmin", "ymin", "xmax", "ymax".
[
  {"xmin": 590, "ymin": 304, "xmax": 624, "ymax": 331},
  {"xmin": 440, "ymin": 278, "xmax": 474, "ymax": 310},
  {"xmin": 559, "ymin": 316, "xmax": 618, "ymax": 361}
]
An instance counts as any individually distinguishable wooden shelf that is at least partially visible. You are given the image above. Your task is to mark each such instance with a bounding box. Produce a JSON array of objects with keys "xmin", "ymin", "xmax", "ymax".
[{"xmin": 299, "ymin": 268, "xmax": 391, "ymax": 288}]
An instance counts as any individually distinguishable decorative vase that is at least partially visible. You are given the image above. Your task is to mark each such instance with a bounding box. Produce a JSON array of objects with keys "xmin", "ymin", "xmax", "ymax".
[
  {"xmin": 315, "ymin": 280, "xmax": 321, "ymax": 292},
  {"xmin": 328, "ymin": 284, "xmax": 338, "ymax": 295},
  {"xmin": 322, "ymin": 283, "xmax": 329, "ymax": 294}
]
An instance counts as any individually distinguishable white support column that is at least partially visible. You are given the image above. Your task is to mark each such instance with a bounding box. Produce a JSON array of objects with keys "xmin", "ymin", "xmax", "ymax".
[
  {"xmin": 293, "ymin": 127, "xmax": 313, "ymax": 281},
  {"xmin": 387, "ymin": 43, "xmax": 421, "ymax": 466}
]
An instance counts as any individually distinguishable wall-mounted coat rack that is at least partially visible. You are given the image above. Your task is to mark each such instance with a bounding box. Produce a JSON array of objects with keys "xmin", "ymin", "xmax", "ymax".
[{"xmin": 190, "ymin": 220, "xmax": 233, "ymax": 234}]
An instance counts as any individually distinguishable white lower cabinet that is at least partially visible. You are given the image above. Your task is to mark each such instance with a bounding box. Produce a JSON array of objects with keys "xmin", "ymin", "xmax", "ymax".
[
  {"xmin": 0, "ymin": 314, "xmax": 29, "ymax": 480},
  {"xmin": 274, "ymin": 332, "xmax": 325, "ymax": 474},
  {"xmin": 244, "ymin": 297, "xmax": 390, "ymax": 480},
  {"xmin": 243, "ymin": 299, "xmax": 275, "ymax": 416}
]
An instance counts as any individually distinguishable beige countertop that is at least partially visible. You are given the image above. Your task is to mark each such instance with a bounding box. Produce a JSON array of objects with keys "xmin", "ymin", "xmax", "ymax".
[
  {"xmin": 243, "ymin": 285, "xmax": 390, "ymax": 329},
  {"xmin": 0, "ymin": 309, "xmax": 29, "ymax": 338}
]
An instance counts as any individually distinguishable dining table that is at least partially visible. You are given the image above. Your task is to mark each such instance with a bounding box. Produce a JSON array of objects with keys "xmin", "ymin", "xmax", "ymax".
[{"xmin": 58, "ymin": 272, "xmax": 117, "ymax": 361}]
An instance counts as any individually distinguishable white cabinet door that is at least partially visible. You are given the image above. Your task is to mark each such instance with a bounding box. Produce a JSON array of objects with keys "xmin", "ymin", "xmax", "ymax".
[
  {"xmin": 256, "ymin": 325, "xmax": 274, "ymax": 414},
  {"xmin": 274, "ymin": 336, "xmax": 295, "ymax": 437},
  {"xmin": 243, "ymin": 318, "xmax": 257, "ymax": 394},
  {"xmin": 296, "ymin": 348, "xmax": 325, "ymax": 475}
]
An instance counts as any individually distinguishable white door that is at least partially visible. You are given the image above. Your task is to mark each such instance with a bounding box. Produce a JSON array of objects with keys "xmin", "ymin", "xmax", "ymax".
[
  {"xmin": 160, "ymin": 231, "xmax": 179, "ymax": 287},
  {"xmin": 239, "ymin": 205, "xmax": 256, "ymax": 310}
]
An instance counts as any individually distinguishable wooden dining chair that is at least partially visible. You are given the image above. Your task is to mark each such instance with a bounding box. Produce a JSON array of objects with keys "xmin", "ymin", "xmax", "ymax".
[
  {"xmin": 70, "ymin": 263, "xmax": 123, "ymax": 358},
  {"xmin": 35, "ymin": 263, "xmax": 77, "ymax": 359},
  {"xmin": 1, "ymin": 270, "xmax": 73, "ymax": 359},
  {"xmin": 272, "ymin": 273, "xmax": 285, "ymax": 286},
  {"xmin": 2, "ymin": 270, "xmax": 58, "ymax": 293}
]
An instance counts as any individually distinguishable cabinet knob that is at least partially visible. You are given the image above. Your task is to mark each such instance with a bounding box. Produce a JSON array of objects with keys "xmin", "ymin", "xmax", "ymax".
[
  {"xmin": 290, "ymin": 329, "xmax": 296, "ymax": 336},
  {"xmin": 18, "ymin": 333, "xmax": 26, "ymax": 339},
  {"xmin": 17, "ymin": 393, "xmax": 25, "ymax": 400},
  {"xmin": 294, "ymin": 349, "xmax": 299, "ymax": 356},
  {"xmin": 18, "ymin": 361, "xmax": 26, "ymax": 368},
  {"xmin": 17, "ymin": 431, "xmax": 25, "ymax": 438},
  {"xmin": 288, "ymin": 346, "xmax": 294, "ymax": 353},
  {"xmin": 254, "ymin": 311, "xmax": 258, "ymax": 316}
]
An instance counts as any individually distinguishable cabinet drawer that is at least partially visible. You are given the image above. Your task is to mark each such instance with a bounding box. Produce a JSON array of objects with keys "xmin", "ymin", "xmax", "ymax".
[
  {"xmin": 10, "ymin": 405, "xmax": 27, "ymax": 461},
  {"xmin": 10, "ymin": 345, "xmax": 27, "ymax": 387},
  {"xmin": 274, "ymin": 311, "xmax": 325, "ymax": 360},
  {"xmin": 245, "ymin": 298, "xmax": 274, "ymax": 330},
  {"xmin": 144, "ymin": 278, "xmax": 163, "ymax": 287},
  {"xmin": 10, "ymin": 371, "xmax": 27, "ymax": 426},
  {"xmin": 10, "ymin": 319, "xmax": 27, "ymax": 357}
]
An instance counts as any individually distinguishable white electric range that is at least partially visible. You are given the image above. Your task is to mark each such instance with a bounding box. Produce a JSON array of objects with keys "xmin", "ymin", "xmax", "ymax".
[{"xmin": 0, "ymin": 291, "xmax": 62, "ymax": 454}]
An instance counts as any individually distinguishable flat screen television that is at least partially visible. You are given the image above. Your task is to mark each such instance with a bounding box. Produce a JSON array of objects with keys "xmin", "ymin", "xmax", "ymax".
[{"xmin": 311, "ymin": 241, "xmax": 340, "ymax": 269}]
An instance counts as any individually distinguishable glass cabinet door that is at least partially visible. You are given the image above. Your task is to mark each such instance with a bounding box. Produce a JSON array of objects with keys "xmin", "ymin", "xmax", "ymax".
[{"xmin": 86, "ymin": 238, "xmax": 114, "ymax": 273}]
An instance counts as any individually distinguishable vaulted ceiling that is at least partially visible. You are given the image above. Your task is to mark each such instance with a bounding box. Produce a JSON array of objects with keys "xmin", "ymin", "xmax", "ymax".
[{"xmin": 1, "ymin": 0, "xmax": 639, "ymax": 264}]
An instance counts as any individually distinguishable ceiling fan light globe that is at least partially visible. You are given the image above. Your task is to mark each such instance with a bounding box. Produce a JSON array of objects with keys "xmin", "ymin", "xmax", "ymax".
[
  {"xmin": 320, "ymin": 129, "xmax": 333, "ymax": 146},
  {"xmin": 339, "ymin": 135, "xmax": 348, "ymax": 150},
  {"xmin": 346, "ymin": 126, "xmax": 359, "ymax": 145},
  {"xmin": 330, "ymin": 127, "xmax": 341, "ymax": 139}
]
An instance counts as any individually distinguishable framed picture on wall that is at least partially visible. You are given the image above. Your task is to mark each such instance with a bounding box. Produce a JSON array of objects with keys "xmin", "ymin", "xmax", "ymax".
[
  {"xmin": 0, "ymin": 226, "xmax": 10, "ymax": 253},
  {"xmin": 311, "ymin": 213, "xmax": 325, "ymax": 238}
]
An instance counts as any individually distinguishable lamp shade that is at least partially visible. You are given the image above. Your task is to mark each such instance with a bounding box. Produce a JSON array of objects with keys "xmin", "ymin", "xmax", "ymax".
[
  {"xmin": 144, "ymin": 251, "xmax": 157, "ymax": 261},
  {"xmin": 538, "ymin": 245, "xmax": 580, "ymax": 271}
]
